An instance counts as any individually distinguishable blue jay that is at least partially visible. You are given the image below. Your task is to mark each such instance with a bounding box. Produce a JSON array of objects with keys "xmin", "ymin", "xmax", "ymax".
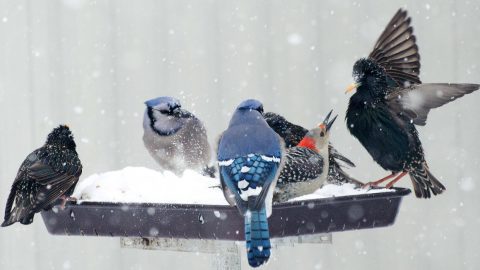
[
  {"xmin": 143, "ymin": 96, "xmax": 212, "ymax": 176},
  {"xmin": 217, "ymin": 99, "xmax": 284, "ymax": 267}
]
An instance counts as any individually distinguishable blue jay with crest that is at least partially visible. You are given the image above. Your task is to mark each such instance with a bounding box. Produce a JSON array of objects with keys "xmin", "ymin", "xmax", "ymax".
[
  {"xmin": 217, "ymin": 99, "xmax": 284, "ymax": 267},
  {"xmin": 143, "ymin": 96, "xmax": 212, "ymax": 176}
]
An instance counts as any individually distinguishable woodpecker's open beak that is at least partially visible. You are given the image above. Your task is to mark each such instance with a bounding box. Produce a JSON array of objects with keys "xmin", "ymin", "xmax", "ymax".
[
  {"xmin": 345, "ymin": 82, "xmax": 361, "ymax": 94},
  {"xmin": 319, "ymin": 110, "xmax": 338, "ymax": 132}
]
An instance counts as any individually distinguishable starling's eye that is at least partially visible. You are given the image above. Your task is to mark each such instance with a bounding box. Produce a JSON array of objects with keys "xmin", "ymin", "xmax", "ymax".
[{"xmin": 320, "ymin": 132, "xmax": 325, "ymax": 137}]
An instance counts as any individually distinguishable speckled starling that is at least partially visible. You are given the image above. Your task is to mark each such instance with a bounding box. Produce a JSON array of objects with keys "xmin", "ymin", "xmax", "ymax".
[
  {"xmin": 345, "ymin": 9, "xmax": 479, "ymax": 198},
  {"xmin": 2, "ymin": 125, "xmax": 82, "ymax": 226}
]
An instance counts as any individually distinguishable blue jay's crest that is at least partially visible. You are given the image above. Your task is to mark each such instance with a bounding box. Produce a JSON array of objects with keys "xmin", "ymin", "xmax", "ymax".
[
  {"xmin": 236, "ymin": 99, "xmax": 264, "ymax": 112},
  {"xmin": 144, "ymin": 96, "xmax": 181, "ymax": 110}
]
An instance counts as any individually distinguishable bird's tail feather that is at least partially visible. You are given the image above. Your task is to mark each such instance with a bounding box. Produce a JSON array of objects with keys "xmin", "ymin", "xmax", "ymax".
[
  {"xmin": 2, "ymin": 204, "xmax": 34, "ymax": 227},
  {"xmin": 245, "ymin": 206, "xmax": 271, "ymax": 267},
  {"xmin": 409, "ymin": 165, "xmax": 446, "ymax": 199}
]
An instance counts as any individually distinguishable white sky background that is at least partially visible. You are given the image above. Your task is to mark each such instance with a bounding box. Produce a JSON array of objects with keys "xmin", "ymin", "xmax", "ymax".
[{"xmin": 0, "ymin": 0, "xmax": 479, "ymax": 269}]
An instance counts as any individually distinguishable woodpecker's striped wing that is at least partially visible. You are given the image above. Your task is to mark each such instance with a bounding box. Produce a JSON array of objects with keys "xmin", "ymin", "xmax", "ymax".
[
  {"xmin": 219, "ymin": 154, "xmax": 280, "ymax": 214},
  {"xmin": 278, "ymin": 147, "xmax": 323, "ymax": 183},
  {"xmin": 369, "ymin": 9, "xmax": 421, "ymax": 86}
]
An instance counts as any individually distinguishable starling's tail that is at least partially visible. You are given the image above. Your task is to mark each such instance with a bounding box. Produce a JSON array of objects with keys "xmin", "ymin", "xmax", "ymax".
[
  {"xmin": 245, "ymin": 206, "xmax": 271, "ymax": 267},
  {"xmin": 409, "ymin": 165, "xmax": 446, "ymax": 199},
  {"xmin": 2, "ymin": 190, "xmax": 34, "ymax": 227}
]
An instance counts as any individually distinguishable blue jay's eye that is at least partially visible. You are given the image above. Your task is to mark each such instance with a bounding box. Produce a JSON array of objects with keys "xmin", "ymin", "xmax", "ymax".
[{"xmin": 159, "ymin": 109, "xmax": 171, "ymax": 114}]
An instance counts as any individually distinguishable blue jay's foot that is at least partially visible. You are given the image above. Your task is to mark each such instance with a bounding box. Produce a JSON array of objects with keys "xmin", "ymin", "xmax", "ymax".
[
  {"xmin": 202, "ymin": 165, "xmax": 217, "ymax": 178},
  {"xmin": 59, "ymin": 196, "xmax": 77, "ymax": 210}
]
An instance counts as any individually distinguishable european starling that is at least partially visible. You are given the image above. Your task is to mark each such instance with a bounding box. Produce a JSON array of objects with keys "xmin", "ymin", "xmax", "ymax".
[
  {"xmin": 345, "ymin": 9, "xmax": 479, "ymax": 198},
  {"xmin": 2, "ymin": 125, "xmax": 82, "ymax": 226}
]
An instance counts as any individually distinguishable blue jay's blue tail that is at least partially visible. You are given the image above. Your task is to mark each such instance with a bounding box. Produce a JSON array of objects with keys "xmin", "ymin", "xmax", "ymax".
[{"xmin": 245, "ymin": 205, "xmax": 271, "ymax": 267}]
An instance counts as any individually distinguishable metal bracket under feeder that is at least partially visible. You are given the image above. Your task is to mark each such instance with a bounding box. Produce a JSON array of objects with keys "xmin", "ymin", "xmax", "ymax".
[{"xmin": 120, "ymin": 234, "xmax": 332, "ymax": 269}]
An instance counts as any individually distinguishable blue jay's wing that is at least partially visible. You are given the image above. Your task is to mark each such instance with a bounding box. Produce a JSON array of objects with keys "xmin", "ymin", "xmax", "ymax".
[
  {"xmin": 252, "ymin": 162, "xmax": 279, "ymax": 210},
  {"xmin": 219, "ymin": 154, "xmax": 281, "ymax": 213},
  {"xmin": 219, "ymin": 168, "xmax": 248, "ymax": 214}
]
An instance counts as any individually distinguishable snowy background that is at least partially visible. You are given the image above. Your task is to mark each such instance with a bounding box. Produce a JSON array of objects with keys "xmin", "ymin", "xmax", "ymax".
[{"xmin": 0, "ymin": 0, "xmax": 479, "ymax": 269}]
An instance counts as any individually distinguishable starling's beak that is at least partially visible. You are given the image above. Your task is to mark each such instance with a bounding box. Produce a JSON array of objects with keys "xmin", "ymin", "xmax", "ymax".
[{"xmin": 345, "ymin": 82, "xmax": 361, "ymax": 94}]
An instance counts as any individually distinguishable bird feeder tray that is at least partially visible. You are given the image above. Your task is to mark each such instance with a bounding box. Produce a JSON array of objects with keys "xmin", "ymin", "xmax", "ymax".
[{"xmin": 41, "ymin": 187, "xmax": 410, "ymax": 240}]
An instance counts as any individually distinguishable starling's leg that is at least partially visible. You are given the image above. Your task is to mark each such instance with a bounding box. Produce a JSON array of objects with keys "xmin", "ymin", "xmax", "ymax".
[
  {"xmin": 59, "ymin": 196, "xmax": 77, "ymax": 210},
  {"xmin": 362, "ymin": 172, "xmax": 398, "ymax": 188},
  {"xmin": 385, "ymin": 172, "xmax": 408, "ymax": 189}
]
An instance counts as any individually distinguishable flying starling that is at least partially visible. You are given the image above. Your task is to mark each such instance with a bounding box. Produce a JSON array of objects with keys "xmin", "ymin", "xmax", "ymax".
[
  {"xmin": 345, "ymin": 9, "xmax": 479, "ymax": 198},
  {"xmin": 2, "ymin": 125, "xmax": 82, "ymax": 226}
]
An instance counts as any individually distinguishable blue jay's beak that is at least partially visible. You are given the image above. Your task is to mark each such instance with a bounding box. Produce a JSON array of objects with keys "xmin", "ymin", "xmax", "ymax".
[{"xmin": 176, "ymin": 108, "xmax": 194, "ymax": 118}]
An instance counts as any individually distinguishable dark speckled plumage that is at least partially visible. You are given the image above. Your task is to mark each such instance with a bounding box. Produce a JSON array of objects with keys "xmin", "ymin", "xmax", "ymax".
[
  {"xmin": 346, "ymin": 9, "xmax": 479, "ymax": 198},
  {"xmin": 2, "ymin": 125, "xmax": 82, "ymax": 226}
]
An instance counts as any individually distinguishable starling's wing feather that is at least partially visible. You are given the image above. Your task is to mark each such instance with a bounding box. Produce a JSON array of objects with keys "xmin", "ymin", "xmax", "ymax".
[
  {"xmin": 328, "ymin": 144, "xmax": 355, "ymax": 168},
  {"xmin": 26, "ymin": 159, "xmax": 81, "ymax": 211},
  {"xmin": 369, "ymin": 9, "xmax": 421, "ymax": 86},
  {"xmin": 264, "ymin": 112, "xmax": 308, "ymax": 148},
  {"xmin": 386, "ymin": 83, "xmax": 480, "ymax": 125}
]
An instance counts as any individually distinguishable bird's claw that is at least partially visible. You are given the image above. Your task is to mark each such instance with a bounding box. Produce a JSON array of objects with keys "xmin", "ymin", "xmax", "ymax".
[{"xmin": 59, "ymin": 196, "xmax": 77, "ymax": 210}]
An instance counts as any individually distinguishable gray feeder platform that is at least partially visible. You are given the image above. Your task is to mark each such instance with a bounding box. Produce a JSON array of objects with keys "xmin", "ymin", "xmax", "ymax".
[
  {"xmin": 41, "ymin": 187, "xmax": 410, "ymax": 238},
  {"xmin": 41, "ymin": 188, "xmax": 410, "ymax": 269}
]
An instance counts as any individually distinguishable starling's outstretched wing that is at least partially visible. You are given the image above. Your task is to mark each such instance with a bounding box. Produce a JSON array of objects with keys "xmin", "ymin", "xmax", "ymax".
[
  {"xmin": 369, "ymin": 9, "xmax": 421, "ymax": 86},
  {"xmin": 278, "ymin": 147, "xmax": 324, "ymax": 183},
  {"xmin": 386, "ymin": 83, "xmax": 480, "ymax": 126}
]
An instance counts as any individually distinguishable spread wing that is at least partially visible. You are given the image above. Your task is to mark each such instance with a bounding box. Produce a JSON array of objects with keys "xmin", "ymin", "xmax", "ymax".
[
  {"xmin": 386, "ymin": 83, "xmax": 480, "ymax": 126},
  {"xmin": 369, "ymin": 9, "xmax": 421, "ymax": 86}
]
